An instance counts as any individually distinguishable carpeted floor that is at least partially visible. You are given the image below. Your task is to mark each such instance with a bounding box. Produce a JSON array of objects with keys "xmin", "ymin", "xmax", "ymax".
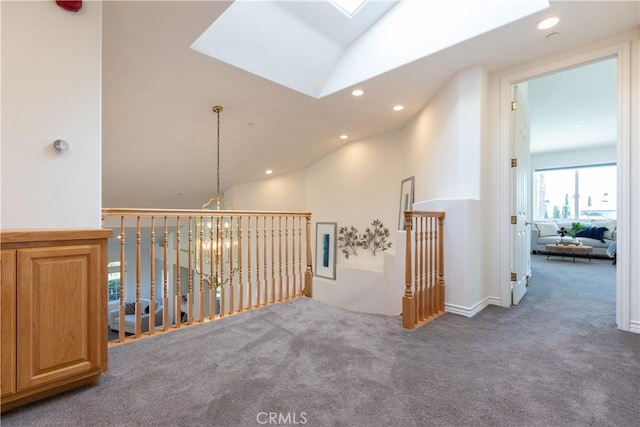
[{"xmin": 2, "ymin": 255, "xmax": 638, "ymax": 426}]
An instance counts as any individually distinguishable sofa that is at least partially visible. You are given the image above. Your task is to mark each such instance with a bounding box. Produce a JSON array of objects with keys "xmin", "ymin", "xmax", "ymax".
[
  {"xmin": 109, "ymin": 298, "xmax": 163, "ymax": 334},
  {"xmin": 531, "ymin": 219, "xmax": 616, "ymax": 257}
]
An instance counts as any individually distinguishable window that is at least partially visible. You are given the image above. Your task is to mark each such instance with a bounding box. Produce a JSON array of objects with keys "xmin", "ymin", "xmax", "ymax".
[
  {"xmin": 533, "ymin": 164, "xmax": 616, "ymax": 221},
  {"xmin": 107, "ymin": 261, "xmax": 121, "ymax": 302}
]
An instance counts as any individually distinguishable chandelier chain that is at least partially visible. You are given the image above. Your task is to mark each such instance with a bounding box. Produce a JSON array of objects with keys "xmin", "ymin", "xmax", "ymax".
[{"xmin": 216, "ymin": 108, "xmax": 221, "ymax": 197}]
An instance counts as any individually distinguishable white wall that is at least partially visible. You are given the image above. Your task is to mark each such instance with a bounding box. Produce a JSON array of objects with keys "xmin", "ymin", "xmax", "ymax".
[
  {"xmin": 230, "ymin": 66, "xmax": 489, "ymax": 315},
  {"xmin": 1, "ymin": 1, "xmax": 102, "ymax": 229},
  {"xmin": 228, "ymin": 169, "xmax": 307, "ymax": 211}
]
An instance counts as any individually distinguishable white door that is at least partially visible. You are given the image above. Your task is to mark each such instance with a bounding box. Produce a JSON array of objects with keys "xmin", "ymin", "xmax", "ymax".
[{"xmin": 511, "ymin": 84, "xmax": 532, "ymax": 305}]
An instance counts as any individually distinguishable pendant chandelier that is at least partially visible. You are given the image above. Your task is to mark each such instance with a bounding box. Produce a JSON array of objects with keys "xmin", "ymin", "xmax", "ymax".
[{"xmin": 195, "ymin": 105, "xmax": 237, "ymax": 288}]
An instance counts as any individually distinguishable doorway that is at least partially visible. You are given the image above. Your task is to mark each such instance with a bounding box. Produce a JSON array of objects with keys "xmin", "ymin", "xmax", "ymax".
[{"xmin": 500, "ymin": 41, "xmax": 632, "ymax": 331}]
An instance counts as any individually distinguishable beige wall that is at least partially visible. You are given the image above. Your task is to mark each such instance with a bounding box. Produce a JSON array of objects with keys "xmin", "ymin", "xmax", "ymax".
[{"xmin": 1, "ymin": 1, "xmax": 102, "ymax": 229}]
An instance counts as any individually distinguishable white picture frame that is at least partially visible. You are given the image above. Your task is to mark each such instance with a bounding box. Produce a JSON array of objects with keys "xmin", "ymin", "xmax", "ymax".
[
  {"xmin": 398, "ymin": 176, "xmax": 415, "ymax": 230},
  {"xmin": 315, "ymin": 222, "xmax": 337, "ymax": 280}
]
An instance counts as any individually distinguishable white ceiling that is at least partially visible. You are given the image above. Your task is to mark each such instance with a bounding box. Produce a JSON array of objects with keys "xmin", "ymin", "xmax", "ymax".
[
  {"xmin": 528, "ymin": 57, "xmax": 617, "ymax": 154},
  {"xmin": 102, "ymin": 1, "xmax": 639, "ymax": 209}
]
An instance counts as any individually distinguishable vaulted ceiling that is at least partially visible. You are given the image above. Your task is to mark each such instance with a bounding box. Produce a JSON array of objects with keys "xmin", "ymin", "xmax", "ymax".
[{"xmin": 102, "ymin": 1, "xmax": 639, "ymax": 208}]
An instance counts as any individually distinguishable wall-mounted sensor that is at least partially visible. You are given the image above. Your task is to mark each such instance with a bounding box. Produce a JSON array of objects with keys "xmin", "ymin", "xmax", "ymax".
[{"xmin": 52, "ymin": 139, "xmax": 69, "ymax": 153}]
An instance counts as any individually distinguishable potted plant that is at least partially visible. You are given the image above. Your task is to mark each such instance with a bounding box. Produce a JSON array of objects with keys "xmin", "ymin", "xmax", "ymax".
[
  {"xmin": 568, "ymin": 222, "xmax": 585, "ymax": 238},
  {"xmin": 558, "ymin": 222, "xmax": 585, "ymax": 245}
]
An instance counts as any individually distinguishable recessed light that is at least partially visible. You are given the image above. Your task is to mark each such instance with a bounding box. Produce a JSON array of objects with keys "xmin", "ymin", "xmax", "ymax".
[
  {"xmin": 537, "ymin": 16, "xmax": 559, "ymax": 30},
  {"xmin": 340, "ymin": 134, "xmax": 348, "ymax": 140},
  {"xmin": 393, "ymin": 105, "xmax": 404, "ymax": 111},
  {"xmin": 265, "ymin": 169, "xmax": 273, "ymax": 175},
  {"xmin": 351, "ymin": 89, "xmax": 364, "ymax": 96}
]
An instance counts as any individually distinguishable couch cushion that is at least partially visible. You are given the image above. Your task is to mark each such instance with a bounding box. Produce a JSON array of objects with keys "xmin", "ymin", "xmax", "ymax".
[
  {"xmin": 591, "ymin": 219, "xmax": 616, "ymax": 240},
  {"xmin": 574, "ymin": 237, "xmax": 611, "ymax": 249},
  {"xmin": 536, "ymin": 222, "xmax": 559, "ymax": 237},
  {"xmin": 576, "ymin": 226, "xmax": 608, "ymax": 243}
]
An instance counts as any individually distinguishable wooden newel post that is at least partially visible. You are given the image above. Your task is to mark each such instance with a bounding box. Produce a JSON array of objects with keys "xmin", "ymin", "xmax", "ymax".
[
  {"xmin": 437, "ymin": 215, "xmax": 445, "ymax": 312},
  {"xmin": 303, "ymin": 214, "xmax": 313, "ymax": 298},
  {"xmin": 402, "ymin": 211, "xmax": 415, "ymax": 329}
]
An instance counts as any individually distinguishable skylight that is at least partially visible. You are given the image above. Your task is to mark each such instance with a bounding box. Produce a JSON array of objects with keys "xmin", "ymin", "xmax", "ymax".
[
  {"xmin": 191, "ymin": 0, "xmax": 550, "ymax": 98},
  {"xmin": 329, "ymin": 0, "xmax": 368, "ymax": 17}
]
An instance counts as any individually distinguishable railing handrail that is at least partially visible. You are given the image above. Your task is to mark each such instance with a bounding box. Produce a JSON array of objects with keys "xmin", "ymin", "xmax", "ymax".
[
  {"xmin": 102, "ymin": 208, "xmax": 313, "ymax": 345},
  {"xmin": 102, "ymin": 208, "xmax": 311, "ymax": 217},
  {"xmin": 407, "ymin": 211, "xmax": 445, "ymax": 219}
]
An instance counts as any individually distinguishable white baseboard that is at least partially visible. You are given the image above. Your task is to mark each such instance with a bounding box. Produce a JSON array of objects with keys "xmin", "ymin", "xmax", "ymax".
[
  {"xmin": 445, "ymin": 296, "xmax": 499, "ymax": 318},
  {"xmin": 629, "ymin": 320, "xmax": 640, "ymax": 334},
  {"xmin": 486, "ymin": 296, "xmax": 501, "ymax": 306}
]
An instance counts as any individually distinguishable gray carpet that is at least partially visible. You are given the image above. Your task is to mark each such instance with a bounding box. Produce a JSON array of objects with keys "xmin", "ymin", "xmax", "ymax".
[{"xmin": 2, "ymin": 255, "xmax": 638, "ymax": 426}]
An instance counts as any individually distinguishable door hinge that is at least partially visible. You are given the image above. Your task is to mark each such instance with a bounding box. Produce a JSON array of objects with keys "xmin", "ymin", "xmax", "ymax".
[
  {"xmin": 511, "ymin": 216, "xmax": 517, "ymax": 225},
  {"xmin": 511, "ymin": 273, "xmax": 517, "ymax": 281},
  {"xmin": 511, "ymin": 101, "xmax": 518, "ymax": 111},
  {"xmin": 511, "ymin": 158, "xmax": 517, "ymax": 167}
]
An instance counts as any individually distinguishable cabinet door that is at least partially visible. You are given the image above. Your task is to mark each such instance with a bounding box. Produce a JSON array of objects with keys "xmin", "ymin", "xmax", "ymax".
[
  {"xmin": 16, "ymin": 245, "xmax": 103, "ymax": 391},
  {"xmin": 1, "ymin": 250, "xmax": 16, "ymax": 397}
]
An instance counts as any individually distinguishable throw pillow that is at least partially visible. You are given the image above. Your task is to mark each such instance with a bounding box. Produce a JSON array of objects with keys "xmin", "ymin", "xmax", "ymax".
[
  {"xmin": 124, "ymin": 302, "xmax": 136, "ymax": 315},
  {"xmin": 594, "ymin": 226, "xmax": 608, "ymax": 242},
  {"xmin": 144, "ymin": 305, "xmax": 150, "ymax": 315},
  {"xmin": 576, "ymin": 226, "xmax": 608, "ymax": 243},
  {"xmin": 536, "ymin": 222, "xmax": 559, "ymax": 237},
  {"xmin": 591, "ymin": 220, "xmax": 616, "ymax": 240}
]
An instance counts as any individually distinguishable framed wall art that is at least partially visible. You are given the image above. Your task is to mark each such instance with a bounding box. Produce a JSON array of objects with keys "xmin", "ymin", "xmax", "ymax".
[
  {"xmin": 398, "ymin": 176, "xmax": 415, "ymax": 230},
  {"xmin": 315, "ymin": 222, "xmax": 337, "ymax": 280}
]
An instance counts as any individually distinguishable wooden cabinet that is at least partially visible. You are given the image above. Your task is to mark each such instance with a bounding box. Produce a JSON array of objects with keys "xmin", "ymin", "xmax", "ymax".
[
  {"xmin": 1, "ymin": 230, "xmax": 111, "ymax": 411},
  {"xmin": 1, "ymin": 250, "xmax": 16, "ymax": 398}
]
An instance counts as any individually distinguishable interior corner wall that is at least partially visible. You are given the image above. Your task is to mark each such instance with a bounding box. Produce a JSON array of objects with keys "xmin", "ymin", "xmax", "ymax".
[
  {"xmin": 306, "ymin": 136, "xmax": 401, "ymax": 241},
  {"xmin": 1, "ymin": 1, "xmax": 102, "ymax": 229},
  {"xmin": 405, "ymin": 66, "xmax": 485, "ymax": 203}
]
